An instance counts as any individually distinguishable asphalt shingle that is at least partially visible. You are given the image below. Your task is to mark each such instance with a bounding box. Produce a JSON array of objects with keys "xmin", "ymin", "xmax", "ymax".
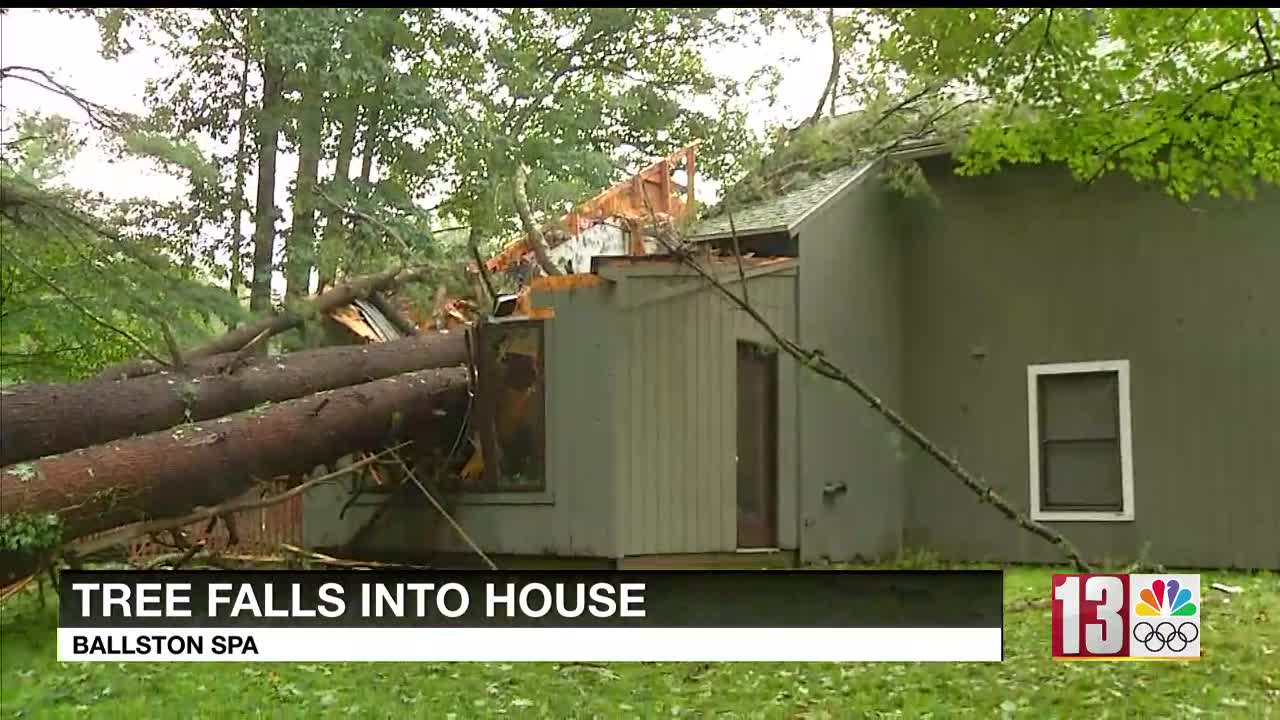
[{"xmin": 690, "ymin": 163, "xmax": 870, "ymax": 240}]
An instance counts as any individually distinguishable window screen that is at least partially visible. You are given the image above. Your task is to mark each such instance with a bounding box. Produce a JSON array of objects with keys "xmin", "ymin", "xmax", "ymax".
[{"xmin": 1037, "ymin": 371, "xmax": 1123, "ymax": 511}]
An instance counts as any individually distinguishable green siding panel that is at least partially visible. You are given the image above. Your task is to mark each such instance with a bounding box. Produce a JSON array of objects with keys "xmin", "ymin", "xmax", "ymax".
[
  {"xmin": 613, "ymin": 272, "xmax": 799, "ymax": 556},
  {"xmin": 899, "ymin": 158, "xmax": 1280, "ymax": 569},
  {"xmin": 793, "ymin": 168, "xmax": 907, "ymax": 563}
]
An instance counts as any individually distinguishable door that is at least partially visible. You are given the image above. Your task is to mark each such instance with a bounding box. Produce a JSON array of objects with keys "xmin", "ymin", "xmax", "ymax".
[{"xmin": 736, "ymin": 341, "xmax": 779, "ymax": 548}]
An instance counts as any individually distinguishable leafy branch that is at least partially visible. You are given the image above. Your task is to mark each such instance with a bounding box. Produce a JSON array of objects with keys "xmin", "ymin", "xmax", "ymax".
[
  {"xmin": 0, "ymin": 243, "xmax": 170, "ymax": 367},
  {"xmin": 0, "ymin": 65, "xmax": 135, "ymax": 133}
]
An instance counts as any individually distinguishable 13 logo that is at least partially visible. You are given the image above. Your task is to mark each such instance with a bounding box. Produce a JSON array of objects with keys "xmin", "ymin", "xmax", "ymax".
[{"xmin": 1051, "ymin": 574, "xmax": 1200, "ymax": 660}]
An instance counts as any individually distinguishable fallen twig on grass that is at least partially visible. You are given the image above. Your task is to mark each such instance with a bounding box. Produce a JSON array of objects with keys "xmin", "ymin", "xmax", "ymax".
[
  {"xmin": 0, "ymin": 574, "xmax": 35, "ymax": 605},
  {"xmin": 1006, "ymin": 598, "xmax": 1051, "ymax": 613}
]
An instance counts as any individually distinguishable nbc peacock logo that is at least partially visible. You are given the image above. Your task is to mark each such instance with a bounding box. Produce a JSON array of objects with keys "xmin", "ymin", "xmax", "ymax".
[
  {"xmin": 1136, "ymin": 578, "xmax": 1197, "ymax": 617},
  {"xmin": 1129, "ymin": 574, "xmax": 1201, "ymax": 658}
]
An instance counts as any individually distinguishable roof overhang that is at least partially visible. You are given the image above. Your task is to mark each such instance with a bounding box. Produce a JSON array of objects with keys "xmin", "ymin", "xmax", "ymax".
[
  {"xmin": 886, "ymin": 138, "xmax": 952, "ymax": 162},
  {"xmin": 592, "ymin": 254, "xmax": 797, "ymax": 282},
  {"xmin": 593, "ymin": 255, "xmax": 798, "ymax": 309}
]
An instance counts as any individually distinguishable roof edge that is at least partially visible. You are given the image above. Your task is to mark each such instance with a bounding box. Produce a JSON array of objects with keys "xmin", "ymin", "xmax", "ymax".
[
  {"xmin": 686, "ymin": 223, "xmax": 790, "ymax": 243},
  {"xmin": 886, "ymin": 138, "xmax": 952, "ymax": 161},
  {"xmin": 688, "ymin": 160, "xmax": 880, "ymax": 243},
  {"xmin": 594, "ymin": 255, "xmax": 798, "ymax": 281},
  {"xmin": 689, "ymin": 137, "xmax": 957, "ymax": 244},
  {"xmin": 785, "ymin": 159, "xmax": 881, "ymax": 232}
]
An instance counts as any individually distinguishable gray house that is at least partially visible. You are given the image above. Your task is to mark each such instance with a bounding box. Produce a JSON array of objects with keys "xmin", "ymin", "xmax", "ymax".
[{"xmin": 306, "ymin": 145, "xmax": 1279, "ymax": 570}]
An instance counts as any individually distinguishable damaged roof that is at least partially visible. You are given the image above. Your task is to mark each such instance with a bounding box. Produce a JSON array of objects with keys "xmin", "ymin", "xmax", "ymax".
[
  {"xmin": 486, "ymin": 142, "xmax": 701, "ymax": 274},
  {"xmin": 689, "ymin": 162, "xmax": 874, "ymax": 241}
]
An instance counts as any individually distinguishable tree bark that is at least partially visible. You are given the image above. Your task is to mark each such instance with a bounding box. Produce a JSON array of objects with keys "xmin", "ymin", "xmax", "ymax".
[
  {"xmin": 2, "ymin": 332, "xmax": 466, "ymax": 465},
  {"xmin": 358, "ymin": 39, "xmax": 393, "ymax": 186},
  {"xmin": 358, "ymin": 104, "xmax": 381, "ymax": 185},
  {"xmin": 250, "ymin": 59, "xmax": 286, "ymax": 315},
  {"xmin": 512, "ymin": 163, "xmax": 562, "ymax": 276},
  {"xmin": 227, "ymin": 21, "xmax": 252, "ymax": 296},
  {"xmin": 93, "ymin": 265, "xmax": 433, "ymax": 381},
  {"xmin": 805, "ymin": 9, "xmax": 840, "ymax": 128},
  {"xmin": 0, "ymin": 367, "xmax": 469, "ymax": 548},
  {"xmin": 285, "ymin": 67, "xmax": 325, "ymax": 300},
  {"xmin": 318, "ymin": 95, "xmax": 360, "ymax": 289}
]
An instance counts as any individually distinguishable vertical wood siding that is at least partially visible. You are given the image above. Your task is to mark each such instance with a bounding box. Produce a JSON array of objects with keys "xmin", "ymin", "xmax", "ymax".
[{"xmin": 614, "ymin": 272, "xmax": 798, "ymax": 556}]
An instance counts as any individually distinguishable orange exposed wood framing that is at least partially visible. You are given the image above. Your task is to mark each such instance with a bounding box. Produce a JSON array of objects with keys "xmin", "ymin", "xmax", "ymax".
[
  {"xmin": 327, "ymin": 144, "xmax": 699, "ymax": 336},
  {"xmin": 486, "ymin": 142, "xmax": 701, "ymax": 274},
  {"xmin": 510, "ymin": 274, "xmax": 608, "ymax": 318},
  {"xmin": 530, "ymin": 274, "xmax": 606, "ymax": 292}
]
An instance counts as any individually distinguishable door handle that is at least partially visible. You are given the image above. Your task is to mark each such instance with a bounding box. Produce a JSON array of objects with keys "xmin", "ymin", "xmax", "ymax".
[{"xmin": 823, "ymin": 481, "xmax": 847, "ymax": 497}]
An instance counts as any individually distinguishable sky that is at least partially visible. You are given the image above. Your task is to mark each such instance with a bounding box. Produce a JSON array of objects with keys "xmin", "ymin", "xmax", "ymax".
[
  {"xmin": 1, "ymin": 9, "xmax": 832, "ymax": 294},
  {"xmin": 1, "ymin": 9, "xmax": 832, "ymax": 204}
]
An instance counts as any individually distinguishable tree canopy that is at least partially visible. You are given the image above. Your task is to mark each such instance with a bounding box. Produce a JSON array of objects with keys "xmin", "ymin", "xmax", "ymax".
[
  {"xmin": 726, "ymin": 8, "xmax": 1280, "ymax": 207},
  {"xmin": 3, "ymin": 8, "xmax": 1276, "ymax": 382}
]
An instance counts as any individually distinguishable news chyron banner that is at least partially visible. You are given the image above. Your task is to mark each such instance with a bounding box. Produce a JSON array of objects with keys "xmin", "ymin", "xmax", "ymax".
[{"xmin": 59, "ymin": 570, "xmax": 1004, "ymax": 662}]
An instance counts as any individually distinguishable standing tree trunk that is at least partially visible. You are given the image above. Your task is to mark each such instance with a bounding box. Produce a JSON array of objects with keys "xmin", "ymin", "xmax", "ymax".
[
  {"xmin": 250, "ymin": 59, "xmax": 286, "ymax": 316},
  {"xmin": 227, "ymin": 17, "xmax": 253, "ymax": 296},
  {"xmin": 318, "ymin": 96, "xmax": 360, "ymax": 290},
  {"xmin": 357, "ymin": 40, "xmax": 393, "ymax": 186},
  {"xmin": 805, "ymin": 8, "xmax": 840, "ymax": 128},
  {"xmin": 358, "ymin": 104, "xmax": 381, "ymax": 185},
  {"xmin": 285, "ymin": 67, "xmax": 325, "ymax": 300}
]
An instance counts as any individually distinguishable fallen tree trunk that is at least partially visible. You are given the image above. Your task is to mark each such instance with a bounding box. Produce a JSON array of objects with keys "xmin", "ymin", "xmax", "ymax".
[
  {"xmin": 2, "ymin": 332, "xmax": 468, "ymax": 465},
  {"xmin": 0, "ymin": 366, "xmax": 469, "ymax": 556},
  {"xmin": 93, "ymin": 266, "xmax": 432, "ymax": 381}
]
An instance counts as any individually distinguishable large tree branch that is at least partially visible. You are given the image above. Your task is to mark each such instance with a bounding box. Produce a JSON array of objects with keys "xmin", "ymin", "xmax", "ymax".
[
  {"xmin": 511, "ymin": 163, "xmax": 563, "ymax": 276},
  {"xmin": 1252, "ymin": 15, "xmax": 1278, "ymax": 87},
  {"xmin": 1085, "ymin": 58, "xmax": 1280, "ymax": 184},
  {"xmin": 642, "ymin": 213, "xmax": 1094, "ymax": 572},
  {"xmin": 315, "ymin": 191, "xmax": 413, "ymax": 255},
  {"xmin": 468, "ymin": 225, "xmax": 499, "ymax": 313},
  {"xmin": 0, "ymin": 65, "xmax": 134, "ymax": 133},
  {"xmin": 804, "ymin": 9, "xmax": 841, "ymax": 127},
  {"xmin": 1010, "ymin": 8, "xmax": 1055, "ymax": 109},
  {"xmin": 0, "ymin": 244, "xmax": 169, "ymax": 367},
  {"xmin": 92, "ymin": 264, "xmax": 435, "ymax": 381},
  {"xmin": 1254, "ymin": 16, "xmax": 1276, "ymax": 68}
]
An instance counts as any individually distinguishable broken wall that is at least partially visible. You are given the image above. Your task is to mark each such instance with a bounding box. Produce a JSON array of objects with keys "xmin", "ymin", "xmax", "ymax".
[{"xmin": 303, "ymin": 283, "xmax": 621, "ymax": 559}]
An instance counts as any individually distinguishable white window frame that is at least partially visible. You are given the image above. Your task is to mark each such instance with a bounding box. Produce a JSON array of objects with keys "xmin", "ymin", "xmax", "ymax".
[{"xmin": 1027, "ymin": 360, "xmax": 1135, "ymax": 522}]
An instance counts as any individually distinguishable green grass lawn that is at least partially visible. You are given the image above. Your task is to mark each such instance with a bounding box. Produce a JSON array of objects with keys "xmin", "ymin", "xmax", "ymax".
[{"xmin": 1, "ymin": 566, "xmax": 1276, "ymax": 718}]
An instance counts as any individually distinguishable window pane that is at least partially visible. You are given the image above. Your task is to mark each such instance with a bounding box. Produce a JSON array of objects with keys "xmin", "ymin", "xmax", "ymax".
[
  {"xmin": 1041, "ymin": 439, "xmax": 1123, "ymax": 510},
  {"xmin": 1039, "ymin": 371, "xmax": 1119, "ymax": 441}
]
